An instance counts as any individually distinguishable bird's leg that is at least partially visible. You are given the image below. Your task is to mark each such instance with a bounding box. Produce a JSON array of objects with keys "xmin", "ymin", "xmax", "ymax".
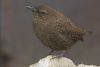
[
  {"xmin": 48, "ymin": 50, "xmax": 66, "ymax": 59},
  {"xmin": 56, "ymin": 50, "xmax": 66, "ymax": 57},
  {"xmin": 48, "ymin": 50, "xmax": 54, "ymax": 55}
]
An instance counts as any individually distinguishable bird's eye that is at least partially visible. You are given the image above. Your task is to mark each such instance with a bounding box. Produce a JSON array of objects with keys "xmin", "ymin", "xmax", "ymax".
[{"xmin": 39, "ymin": 9, "xmax": 48, "ymax": 15}]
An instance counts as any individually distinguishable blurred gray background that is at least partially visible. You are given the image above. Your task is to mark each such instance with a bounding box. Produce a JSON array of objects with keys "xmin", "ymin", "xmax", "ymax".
[{"xmin": 0, "ymin": 0, "xmax": 100, "ymax": 67}]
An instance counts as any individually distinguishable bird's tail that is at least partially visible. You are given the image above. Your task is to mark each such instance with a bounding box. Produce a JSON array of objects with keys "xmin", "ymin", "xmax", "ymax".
[
  {"xmin": 81, "ymin": 28, "xmax": 93, "ymax": 35},
  {"xmin": 79, "ymin": 28, "xmax": 93, "ymax": 42}
]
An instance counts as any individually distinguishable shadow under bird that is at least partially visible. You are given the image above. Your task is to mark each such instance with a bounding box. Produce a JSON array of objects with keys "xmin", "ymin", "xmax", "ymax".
[{"xmin": 26, "ymin": 5, "xmax": 92, "ymax": 55}]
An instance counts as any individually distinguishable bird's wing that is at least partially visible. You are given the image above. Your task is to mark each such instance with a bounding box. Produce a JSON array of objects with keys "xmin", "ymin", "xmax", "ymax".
[{"xmin": 56, "ymin": 18, "xmax": 84, "ymax": 41}]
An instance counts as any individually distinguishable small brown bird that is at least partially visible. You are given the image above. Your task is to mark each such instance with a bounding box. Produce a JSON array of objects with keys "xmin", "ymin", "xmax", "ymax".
[{"xmin": 26, "ymin": 5, "xmax": 91, "ymax": 55}]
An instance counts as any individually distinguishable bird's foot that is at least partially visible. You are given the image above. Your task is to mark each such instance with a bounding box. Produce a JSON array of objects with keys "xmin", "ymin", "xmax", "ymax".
[
  {"xmin": 48, "ymin": 50, "xmax": 54, "ymax": 55},
  {"xmin": 48, "ymin": 50, "xmax": 66, "ymax": 59}
]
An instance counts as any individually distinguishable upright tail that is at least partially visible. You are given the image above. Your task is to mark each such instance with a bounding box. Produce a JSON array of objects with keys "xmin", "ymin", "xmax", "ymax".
[
  {"xmin": 79, "ymin": 28, "xmax": 93, "ymax": 42},
  {"xmin": 81, "ymin": 28, "xmax": 93, "ymax": 35}
]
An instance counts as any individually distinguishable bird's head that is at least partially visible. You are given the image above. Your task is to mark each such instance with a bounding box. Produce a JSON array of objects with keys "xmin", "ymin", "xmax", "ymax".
[{"xmin": 26, "ymin": 4, "xmax": 62, "ymax": 20}]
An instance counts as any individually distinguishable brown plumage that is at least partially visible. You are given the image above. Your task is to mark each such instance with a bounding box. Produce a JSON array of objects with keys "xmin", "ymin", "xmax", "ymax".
[{"xmin": 26, "ymin": 5, "xmax": 91, "ymax": 54}]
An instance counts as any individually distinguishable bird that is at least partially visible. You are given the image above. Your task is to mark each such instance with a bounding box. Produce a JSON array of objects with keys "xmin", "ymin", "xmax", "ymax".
[{"xmin": 26, "ymin": 4, "xmax": 92, "ymax": 55}]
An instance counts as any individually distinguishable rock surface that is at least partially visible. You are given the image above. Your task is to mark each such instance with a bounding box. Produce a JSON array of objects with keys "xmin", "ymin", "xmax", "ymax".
[{"xmin": 29, "ymin": 55, "xmax": 100, "ymax": 67}]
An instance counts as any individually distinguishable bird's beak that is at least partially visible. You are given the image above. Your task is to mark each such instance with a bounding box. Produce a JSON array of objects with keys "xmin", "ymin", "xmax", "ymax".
[
  {"xmin": 26, "ymin": 6, "xmax": 33, "ymax": 11},
  {"xmin": 26, "ymin": 6, "xmax": 37, "ymax": 12}
]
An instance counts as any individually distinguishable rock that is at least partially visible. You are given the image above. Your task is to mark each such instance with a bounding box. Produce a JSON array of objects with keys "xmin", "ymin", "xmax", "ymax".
[{"xmin": 29, "ymin": 55, "xmax": 100, "ymax": 67}]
